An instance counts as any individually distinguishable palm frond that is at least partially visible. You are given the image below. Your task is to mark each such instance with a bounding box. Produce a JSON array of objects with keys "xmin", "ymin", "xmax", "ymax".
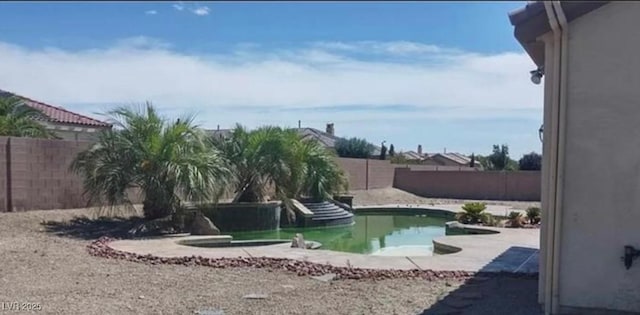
[{"xmin": 71, "ymin": 102, "xmax": 232, "ymax": 219}]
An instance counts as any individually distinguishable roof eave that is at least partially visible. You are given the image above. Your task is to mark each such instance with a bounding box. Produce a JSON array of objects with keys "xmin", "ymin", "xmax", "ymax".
[{"xmin": 509, "ymin": 1, "xmax": 610, "ymax": 67}]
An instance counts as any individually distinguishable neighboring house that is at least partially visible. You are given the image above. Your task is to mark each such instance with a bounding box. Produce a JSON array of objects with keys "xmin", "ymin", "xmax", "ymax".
[
  {"xmin": 207, "ymin": 123, "xmax": 382, "ymax": 156},
  {"xmin": 0, "ymin": 90, "xmax": 112, "ymax": 141},
  {"xmin": 511, "ymin": 1, "xmax": 640, "ymax": 314},
  {"xmin": 399, "ymin": 145, "xmax": 430, "ymax": 163},
  {"xmin": 400, "ymin": 150, "xmax": 425, "ymax": 161},
  {"xmin": 398, "ymin": 145, "xmax": 480, "ymax": 168},
  {"xmin": 429, "ymin": 152, "xmax": 473, "ymax": 167}
]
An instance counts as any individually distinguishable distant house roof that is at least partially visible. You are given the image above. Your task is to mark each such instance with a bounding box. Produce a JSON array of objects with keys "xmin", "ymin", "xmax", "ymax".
[
  {"xmin": 294, "ymin": 127, "xmax": 340, "ymax": 148},
  {"xmin": 206, "ymin": 127, "xmax": 338, "ymax": 146},
  {"xmin": 0, "ymin": 89, "xmax": 112, "ymax": 128},
  {"xmin": 508, "ymin": 1, "xmax": 609, "ymax": 67},
  {"xmin": 401, "ymin": 151, "xmax": 425, "ymax": 160},
  {"xmin": 208, "ymin": 128, "xmax": 232, "ymax": 140},
  {"xmin": 294, "ymin": 127, "xmax": 383, "ymax": 155},
  {"xmin": 430, "ymin": 152, "xmax": 472, "ymax": 165},
  {"xmin": 206, "ymin": 126, "xmax": 382, "ymax": 155}
]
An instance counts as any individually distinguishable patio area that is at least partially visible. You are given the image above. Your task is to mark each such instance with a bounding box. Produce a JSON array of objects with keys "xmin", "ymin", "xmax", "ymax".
[{"xmin": 107, "ymin": 205, "xmax": 539, "ymax": 275}]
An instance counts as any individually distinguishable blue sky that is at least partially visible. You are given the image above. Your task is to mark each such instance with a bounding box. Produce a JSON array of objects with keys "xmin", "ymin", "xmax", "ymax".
[{"xmin": 0, "ymin": 1, "xmax": 542, "ymax": 158}]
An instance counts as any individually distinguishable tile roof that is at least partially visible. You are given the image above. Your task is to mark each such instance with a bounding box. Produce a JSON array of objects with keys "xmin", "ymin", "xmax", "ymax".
[{"xmin": 0, "ymin": 89, "xmax": 112, "ymax": 128}]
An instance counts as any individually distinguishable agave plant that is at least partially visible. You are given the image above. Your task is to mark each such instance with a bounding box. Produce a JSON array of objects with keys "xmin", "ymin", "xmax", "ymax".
[
  {"xmin": 71, "ymin": 103, "xmax": 230, "ymax": 220},
  {"xmin": 0, "ymin": 96, "xmax": 57, "ymax": 138},
  {"xmin": 455, "ymin": 202, "xmax": 493, "ymax": 225}
]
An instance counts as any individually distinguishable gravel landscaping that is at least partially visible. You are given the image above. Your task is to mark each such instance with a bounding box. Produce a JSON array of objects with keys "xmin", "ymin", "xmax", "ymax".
[{"xmin": 0, "ymin": 189, "xmax": 542, "ymax": 315}]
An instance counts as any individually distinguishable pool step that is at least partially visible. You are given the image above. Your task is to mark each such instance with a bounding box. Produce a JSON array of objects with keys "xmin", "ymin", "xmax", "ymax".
[{"xmin": 299, "ymin": 200, "xmax": 354, "ymax": 227}]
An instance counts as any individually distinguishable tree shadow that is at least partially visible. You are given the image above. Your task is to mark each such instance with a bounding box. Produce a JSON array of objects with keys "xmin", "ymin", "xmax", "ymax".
[
  {"xmin": 41, "ymin": 216, "xmax": 153, "ymax": 240},
  {"xmin": 419, "ymin": 246, "xmax": 541, "ymax": 315}
]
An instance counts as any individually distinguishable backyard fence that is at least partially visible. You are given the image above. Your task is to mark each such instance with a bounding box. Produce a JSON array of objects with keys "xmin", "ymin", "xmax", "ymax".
[
  {"xmin": 393, "ymin": 167, "xmax": 541, "ymax": 201},
  {"xmin": 0, "ymin": 137, "xmax": 541, "ymax": 212}
]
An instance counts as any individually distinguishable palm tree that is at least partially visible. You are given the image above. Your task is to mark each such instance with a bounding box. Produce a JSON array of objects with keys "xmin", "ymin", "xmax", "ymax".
[
  {"xmin": 71, "ymin": 103, "xmax": 230, "ymax": 220},
  {"xmin": 212, "ymin": 124, "xmax": 347, "ymax": 204},
  {"xmin": 0, "ymin": 96, "xmax": 56, "ymax": 138},
  {"xmin": 284, "ymin": 135, "xmax": 348, "ymax": 201}
]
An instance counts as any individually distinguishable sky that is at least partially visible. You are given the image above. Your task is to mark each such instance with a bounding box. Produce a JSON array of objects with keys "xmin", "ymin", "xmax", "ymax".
[{"xmin": 0, "ymin": 1, "xmax": 543, "ymax": 158}]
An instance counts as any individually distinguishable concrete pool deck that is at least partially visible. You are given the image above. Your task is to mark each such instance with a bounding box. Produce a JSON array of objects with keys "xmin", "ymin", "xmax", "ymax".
[{"xmin": 108, "ymin": 205, "xmax": 539, "ymax": 274}]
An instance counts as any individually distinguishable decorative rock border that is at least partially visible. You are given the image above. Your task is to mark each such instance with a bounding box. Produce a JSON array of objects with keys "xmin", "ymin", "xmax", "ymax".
[{"xmin": 88, "ymin": 237, "xmax": 537, "ymax": 281}]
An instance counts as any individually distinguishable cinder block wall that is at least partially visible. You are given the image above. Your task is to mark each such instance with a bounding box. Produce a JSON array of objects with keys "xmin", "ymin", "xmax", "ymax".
[
  {"xmin": 0, "ymin": 138, "xmax": 7, "ymax": 211},
  {"xmin": 334, "ymin": 157, "xmax": 396, "ymax": 190},
  {"xmin": 6, "ymin": 137, "xmax": 93, "ymax": 211},
  {"xmin": 0, "ymin": 137, "xmax": 144, "ymax": 212},
  {"xmin": 393, "ymin": 168, "xmax": 541, "ymax": 201}
]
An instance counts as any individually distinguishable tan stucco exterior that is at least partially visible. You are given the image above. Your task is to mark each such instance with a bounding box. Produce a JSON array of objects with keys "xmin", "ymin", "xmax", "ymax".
[
  {"xmin": 538, "ymin": 2, "xmax": 640, "ymax": 313},
  {"xmin": 41, "ymin": 121, "xmax": 109, "ymax": 141}
]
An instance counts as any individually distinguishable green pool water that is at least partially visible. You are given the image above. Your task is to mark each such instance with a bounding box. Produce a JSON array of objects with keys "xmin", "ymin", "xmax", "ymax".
[{"xmin": 231, "ymin": 214, "xmax": 448, "ymax": 256}]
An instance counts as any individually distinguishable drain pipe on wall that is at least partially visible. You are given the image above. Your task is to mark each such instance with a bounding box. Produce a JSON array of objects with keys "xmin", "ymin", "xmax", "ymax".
[
  {"xmin": 550, "ymin": 2, "xmax": 569, "ymax": 314},
  {"xmin": 543, "ymin": 2, "xmax": 560, "ymax": 313},
  {"xmin": 542, "ymin": 1, "xmax": 568, "ymax": 314}
]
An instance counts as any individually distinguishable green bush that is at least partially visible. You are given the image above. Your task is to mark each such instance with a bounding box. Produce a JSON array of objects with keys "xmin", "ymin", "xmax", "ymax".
[
  {"xmin": 455, "ymin": 202, "xmax": 493, "ymax": 225},
  {"xmin": 526, "ymin": 207, "xmax": 541, "ymax": 224}
]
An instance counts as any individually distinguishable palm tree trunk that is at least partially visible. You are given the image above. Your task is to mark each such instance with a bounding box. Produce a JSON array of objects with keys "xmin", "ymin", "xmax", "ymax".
[{"xmin": 143, "ymin": 198, "xmax": 173, "ymax": 219}]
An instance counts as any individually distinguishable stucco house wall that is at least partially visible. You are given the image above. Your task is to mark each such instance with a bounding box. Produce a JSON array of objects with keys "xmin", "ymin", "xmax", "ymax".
[
  {"xmin": 41, "ymin": 121, "xmax": 109, "ymax": 141},
  {"xmin": 546, "ymin": 2, "xmax": 640, "ymax": 313}
]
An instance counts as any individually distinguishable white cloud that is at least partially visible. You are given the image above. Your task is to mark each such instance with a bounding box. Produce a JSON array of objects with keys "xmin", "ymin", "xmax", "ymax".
[
  {"xmin": 172, "ymin": 2, "xmax": 184, "ymax": 11},
  {"xmin": 0, "ymin": 38, "xmax": 543, "ymax": 154},
  {"xmin": 145, "ymin": 10, "xmax": 158, "ymax": 15},
  {"xmin": 192, "ymin": 6, "xmax": 210, "ymax": 16},
  {"xmin": 113, "ymin": 36, "xmax": 172, "ymax": 50},
  {"xmin": 311, "ymin": 41, "xmax": 459, "ymax": 56},
  {"xmin": 171, "ymin": 2, "xmax": 210, "ymax": 16}
]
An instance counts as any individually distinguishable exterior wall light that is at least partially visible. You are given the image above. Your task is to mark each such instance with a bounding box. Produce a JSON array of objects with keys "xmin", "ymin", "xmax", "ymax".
[
  {"xmin": 623, "ymin": 245, "xmax": 640, "ymax": 269},
  {"xmin": 538, "ymin": 124, "xmax": 544, "ymax": 143},
  {"xmin": 530, "ymin": 67, "xmax": 544, "ymax": 85}
]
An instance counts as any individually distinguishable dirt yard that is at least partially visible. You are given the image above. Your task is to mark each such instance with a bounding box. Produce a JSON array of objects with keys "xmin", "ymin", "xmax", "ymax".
[
  {"xmin": 350, "ymin": 187, "xmax": 540, "ymax": 210},
  {"xmin": 0, "ymin": 189, "xmax": 541, "ymax": 315}
]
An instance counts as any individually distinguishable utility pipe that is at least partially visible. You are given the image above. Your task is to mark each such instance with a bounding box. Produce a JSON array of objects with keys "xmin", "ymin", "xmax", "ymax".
[
  {"xmin": 542, "ymin": 1, "xmax": 561, "ymax": 314},
  {"xmin": 550, "ymin": 1, "xmax": 569, "ymax": 314},
  {"xmin": 538, "ymin": 37, "xmax": 555, "ymax": 306}
]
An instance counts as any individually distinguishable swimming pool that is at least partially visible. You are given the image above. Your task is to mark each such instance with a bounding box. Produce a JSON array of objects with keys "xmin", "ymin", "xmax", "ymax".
[{"xmin": 230, "ymin": 213, "xmax": 448, "ymax": 256}]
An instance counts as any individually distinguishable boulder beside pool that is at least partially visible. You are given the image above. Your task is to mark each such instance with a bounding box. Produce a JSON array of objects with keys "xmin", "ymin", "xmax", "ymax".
[{"xmin": 190, "ymin": 212, "xmax": 221, "ymax": 235}]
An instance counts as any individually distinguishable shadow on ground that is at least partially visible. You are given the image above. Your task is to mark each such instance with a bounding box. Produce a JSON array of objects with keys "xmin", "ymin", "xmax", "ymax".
[
  {"xmin": 41, "ymin": 216, "xmax": 156, "ymax": 240},
  {"xmin": 419, "ymin": 246, "xmax": 542, "ymax": 315}
]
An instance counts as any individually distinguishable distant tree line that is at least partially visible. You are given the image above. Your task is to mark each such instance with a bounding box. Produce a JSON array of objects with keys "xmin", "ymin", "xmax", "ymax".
[
  {"xmin": 334, "ymin": 136, "xmax": 542, "ymax": 171},
  {"xmin": 334, "ymin": 137, "xmax": 375, "ymax": 159},
  {"xmin": 475, "ymin": 144, "xmax": 541, "ymax": 171}
]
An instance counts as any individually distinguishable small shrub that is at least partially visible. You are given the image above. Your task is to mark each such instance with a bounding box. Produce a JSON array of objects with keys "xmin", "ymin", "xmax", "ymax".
[
  {"xmin": 526, "ymin": 207, "xmax": 541, "ymax": 225},
  {"xmin": 456, "ymin": 202, "xmax": 493, "ymax": 225},
  {"xmin": 484, "ymin": 214, "xmax": 498, "ymax": 227},
  {"xmin": 507, "ymin": 211, "xmax": 525, "ymax": 228},
  {"xmin": 462, "ymin": 202, "xmax": 486, "ymax": 213}
]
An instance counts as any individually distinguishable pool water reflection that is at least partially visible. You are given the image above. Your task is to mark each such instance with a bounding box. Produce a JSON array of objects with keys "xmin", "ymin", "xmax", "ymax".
[{"xmin": 230, "ymin": 214, "xmax": 448, "ymax": 256}]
